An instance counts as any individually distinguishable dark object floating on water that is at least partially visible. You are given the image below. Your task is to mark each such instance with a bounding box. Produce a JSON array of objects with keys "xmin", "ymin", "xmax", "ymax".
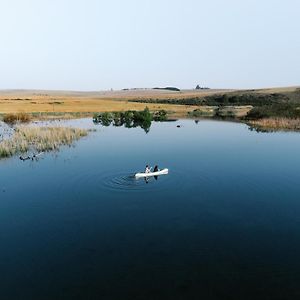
[
  {"xmin": 20, "ymin": 156, "xmax": 31, "ymax": 161},
  {"xmin": 19, "ymin": 152, "xmax": 44, "ymax": 161},
  {"xmin": 177, "ymin": 125, "xmax": 181, "ymax": 128}
]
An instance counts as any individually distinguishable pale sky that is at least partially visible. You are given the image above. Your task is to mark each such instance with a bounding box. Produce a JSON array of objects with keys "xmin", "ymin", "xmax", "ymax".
[{"xmin": 0, "ymin": 0, "xmax": 299, "ymax": 90}]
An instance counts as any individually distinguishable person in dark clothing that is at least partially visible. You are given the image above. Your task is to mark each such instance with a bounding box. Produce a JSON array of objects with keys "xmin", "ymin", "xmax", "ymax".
[
  {"xmin": 153, "ymin": 165, "xmax": 159, "ymax": 172},
  {"xmin": 145, "ymin": 165, "xmax": 151, "ymax": 174}
]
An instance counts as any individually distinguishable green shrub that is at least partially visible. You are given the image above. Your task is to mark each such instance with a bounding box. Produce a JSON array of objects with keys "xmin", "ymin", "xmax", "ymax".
[
  {"xmin": 153, "ymin": 110, "xmax": 167, "ymax": 121},
  {"xmin": 246, "ymin": 104, "xmax": 300, "ymax": 120},
  {"xmin": 93, "ymin": 108, "xmax": 168, "ymax": 133}
]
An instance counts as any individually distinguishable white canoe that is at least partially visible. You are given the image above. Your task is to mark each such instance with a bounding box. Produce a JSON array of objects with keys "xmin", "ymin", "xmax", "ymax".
[{"xmin": 135, "ymin": 168, "xmax": 168, "ymax": 178}]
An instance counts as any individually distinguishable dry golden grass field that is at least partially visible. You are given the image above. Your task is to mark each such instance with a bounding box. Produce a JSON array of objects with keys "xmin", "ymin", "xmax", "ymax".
[
  {"xmin": 0, "ymin": 89, "xmax": 233, "ymax": 116},
  {"xmin": 0, "ymin": 86, "xmax": 298, "ymax": 118},
  {"xmin": 0, "ymin": 89, "xmax": 218, "ymax": 117}
]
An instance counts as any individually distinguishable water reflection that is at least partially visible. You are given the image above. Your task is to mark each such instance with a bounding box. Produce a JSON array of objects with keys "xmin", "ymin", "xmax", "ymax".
[
  {"xmin": 93, "ymin": 109, "xmax": 169, "ymax": 133},
  {"xmin": 248, "ymin": 125, "xmax": 278, "ymax": 133},
  {"xmin": 2, "ymin": 119, "xmax": 300, "ymax": 299},
  {"xmin": 93, "ymin": 115, "xmax": 152, "ymax": 133},
  {"xmin": 143, "ymin": 175, "xmax": 159, "ymax": 184}
]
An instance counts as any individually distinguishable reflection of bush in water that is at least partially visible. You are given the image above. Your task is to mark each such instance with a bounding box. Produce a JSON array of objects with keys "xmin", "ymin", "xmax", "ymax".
[{"xmin": 93, "ymin": 108, "xmax": 167, "ymax": 133}]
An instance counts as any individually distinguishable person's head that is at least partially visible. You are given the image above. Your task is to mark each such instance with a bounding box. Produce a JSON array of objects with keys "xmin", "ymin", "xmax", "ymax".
[{"xmin": 146, "ymin": 165, "xmax": 149, "ymax": 168}]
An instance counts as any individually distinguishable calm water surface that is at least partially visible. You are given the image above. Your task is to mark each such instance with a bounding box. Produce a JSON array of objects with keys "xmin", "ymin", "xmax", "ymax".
[{"xmin": 1, "ymin": 119, "xmax": 300, "ymax": 299}]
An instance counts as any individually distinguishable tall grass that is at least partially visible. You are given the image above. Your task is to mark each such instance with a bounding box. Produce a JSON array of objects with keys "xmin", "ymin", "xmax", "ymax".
[
  {"xmin": 249, "ymin": 118, "xmax": 300, "ymax": 131},
  {"xmin": 3, "ymin": 112, "xmax": 31, "ymax": 124},
  {"xmin": 0, "ymin": 126, "xmax": 88, "ymax": 158}
]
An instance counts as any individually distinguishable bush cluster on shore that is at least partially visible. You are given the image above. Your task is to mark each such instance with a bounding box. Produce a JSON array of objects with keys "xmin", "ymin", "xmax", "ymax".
[
  {"xmin": 3, "ymin": 112, "xmax": 31, "ymax": 124},
  {"xmin": 93, "ymin": 108, "xmax": 167, "ymax": 133},
  {"xmin": 245, "ymin": 103, "xmax": 300, "ymax": 120},
  {"xmin": 126, "ymin": 90, "xmax": 300, "ymax": 131},
  {"xmin": 0, "ymin": 126, "xmax": 87, "ymax": 158}
]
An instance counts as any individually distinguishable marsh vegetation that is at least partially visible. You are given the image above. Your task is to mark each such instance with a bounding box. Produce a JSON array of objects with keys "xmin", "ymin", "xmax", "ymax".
[
  {"xmin": 0, "ymin": 126, "xmax": 87, "ymax": 158},
  {"xmin": 248, "ymin": 118, "xmax": 300, "ymax": 132},
  {"xmin": 3, "ymin": 112, "xmax": 31, "ymax": 124}
]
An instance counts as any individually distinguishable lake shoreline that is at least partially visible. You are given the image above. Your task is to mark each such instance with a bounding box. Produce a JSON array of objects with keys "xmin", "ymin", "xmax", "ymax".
[{"xmin": 1, "ymin": 86, "xmax": 300, "ymax": 131}]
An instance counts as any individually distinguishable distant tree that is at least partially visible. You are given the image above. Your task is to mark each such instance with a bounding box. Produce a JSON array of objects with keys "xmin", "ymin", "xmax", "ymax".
[{"xmin": 153, "ymin": 87, "xmax": 180, "ymax": 92}]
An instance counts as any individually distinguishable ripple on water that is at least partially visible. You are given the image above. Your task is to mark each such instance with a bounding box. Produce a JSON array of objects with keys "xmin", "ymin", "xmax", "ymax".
[
  {"xmin": 101, "ymin": 173, "xmax": 168, "ymax": 192},
  {"xmin": 100, "ymin": 169, "xmax": 191, "ymax": 193},
  {"xmin": 56, "ymin": 168, "xmax": 190, "ymax": 197}
]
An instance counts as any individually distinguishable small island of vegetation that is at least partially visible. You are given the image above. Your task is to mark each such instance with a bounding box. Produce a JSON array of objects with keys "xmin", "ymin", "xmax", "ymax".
[{"xmin": 93, "ymin": 107, "xmax": 168, "ymax": 133}]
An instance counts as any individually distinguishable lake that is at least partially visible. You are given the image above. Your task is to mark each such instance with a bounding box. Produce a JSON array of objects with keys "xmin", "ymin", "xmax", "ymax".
[{"xmin": 1, "ymin": 119, "xmax": 300, "ymax": 299}]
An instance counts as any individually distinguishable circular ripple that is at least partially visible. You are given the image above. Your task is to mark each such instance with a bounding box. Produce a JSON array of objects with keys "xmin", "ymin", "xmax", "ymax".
[
  {"xmin": 101, "ymin": 172, "xmax": 170, "ymax": 192},
  {"xmin": 56, "ymin": 168, "xmax": 190, "ymax": 198}
]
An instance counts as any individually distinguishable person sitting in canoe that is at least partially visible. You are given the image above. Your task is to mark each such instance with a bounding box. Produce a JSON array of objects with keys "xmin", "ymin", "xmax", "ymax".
[
  {"xmin": 153, "ymin": 165, "xmax": 159, "ymax": 172},
  {"xmin": 145, "ymin": 165, "xmax": 151, "ymax": 174}
]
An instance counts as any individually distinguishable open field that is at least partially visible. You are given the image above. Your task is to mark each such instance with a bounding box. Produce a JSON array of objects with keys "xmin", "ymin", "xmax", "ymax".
[
  {"xmin": 0, "ymin": 86, "xmax": 299, "ymax": 122},
  {"xmin": 0, "ymin": 88, "xmax": 233, "ymax": 100},
  {"xmin": 128, "ymin": 86, "xmax": 300, "ymax": 106},
  {"xmin": 0, "ymin": 89, "xmax": 210, "ymax": 118}
]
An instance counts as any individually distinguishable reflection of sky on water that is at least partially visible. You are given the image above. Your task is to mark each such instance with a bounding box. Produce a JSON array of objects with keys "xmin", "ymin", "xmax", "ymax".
[{"xmin": 1, "ymin": 119, "xmax": 300, "ymax": 299}]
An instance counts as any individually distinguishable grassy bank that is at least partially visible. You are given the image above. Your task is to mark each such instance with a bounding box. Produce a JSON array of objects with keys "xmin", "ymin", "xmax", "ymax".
[
  {"xmin": 248, "ymin": 118, "xmax": 300, "ymax": 132},
  {"xmin": 188, "ymin": 106, "xmax": 253, "ymax": 118},
  {"xmin": 0, "ymin": 90, "xmax": 198, "ymax": 118},
  {"xmin": 0, "ymin": 112, "xmax": 94, "ymax": 122},
  {"xmin": 245, "ymin": 103, "xmax": 300, "ymax": 120},
  {"xmin": 2, "ymin": 112, "xmax": 31, "ymax": 124},
  {"xmin": 0, "ymin": 126, "xmax": 88, "ymax": 158},
  {"xmin": 1, "ymin": 87, "xmax": 300, "ymax": 131}
]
